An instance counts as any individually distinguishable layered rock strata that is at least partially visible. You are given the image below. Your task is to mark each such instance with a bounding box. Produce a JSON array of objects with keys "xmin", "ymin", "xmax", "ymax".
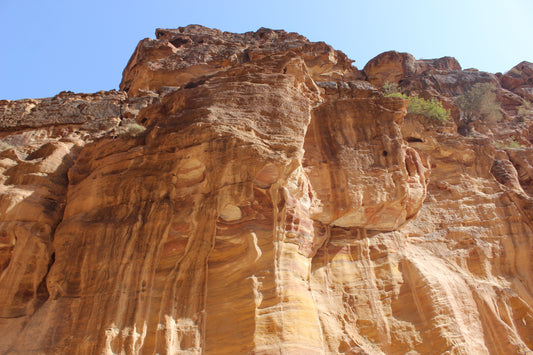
[{"xmin": 0, "ymin": 25, "xmax": 532, "ymax": 354}]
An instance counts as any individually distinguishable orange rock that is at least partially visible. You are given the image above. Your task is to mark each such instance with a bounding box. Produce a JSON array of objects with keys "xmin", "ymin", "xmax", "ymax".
[
  {"xmin": 120, "ymin": 25, "xmax": 360, "ymax": 96},
  {"xmin": 500, "ymin": 61, "xmax": 533, "ymax": 91},
  {"xmin": 363, "ymin": 50, "xmax": 461, "ymax": 87},
  {"xmin": 0, "ymin": 26, "xmax": 532, "ymax": 354}
]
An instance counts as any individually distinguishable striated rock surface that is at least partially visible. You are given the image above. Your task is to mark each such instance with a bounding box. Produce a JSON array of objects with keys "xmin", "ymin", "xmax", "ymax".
[{"xmin": 0, "ymin": 25, "xmax": 532, "ymax": 354}]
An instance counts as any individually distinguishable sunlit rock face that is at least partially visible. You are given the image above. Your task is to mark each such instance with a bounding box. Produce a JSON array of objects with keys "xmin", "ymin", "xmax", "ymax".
[{"xmin": 1, "ymin": 25, "xmax": 533, "ymax": 354}]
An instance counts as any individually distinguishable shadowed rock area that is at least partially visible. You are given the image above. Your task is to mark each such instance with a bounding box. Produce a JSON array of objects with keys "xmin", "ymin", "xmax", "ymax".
[{"xmin": 0, "ymin": 25, "xmax": 532, "ymax": 354}]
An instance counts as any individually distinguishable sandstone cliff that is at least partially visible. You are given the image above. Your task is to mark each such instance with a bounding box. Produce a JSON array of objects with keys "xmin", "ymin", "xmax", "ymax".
[{"xmin": 0, "ymin": 25, "xmax": 532, "ymax": 354}]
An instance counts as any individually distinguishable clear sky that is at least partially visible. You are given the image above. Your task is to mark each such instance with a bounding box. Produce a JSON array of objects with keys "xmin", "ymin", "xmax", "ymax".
[{"xmin": 1, "ymin": 0, "xmax": 532, "ymax": 100}]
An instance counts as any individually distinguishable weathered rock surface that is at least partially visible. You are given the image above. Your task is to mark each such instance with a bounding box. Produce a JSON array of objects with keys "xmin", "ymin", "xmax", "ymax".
[
  {"xmin": 0, "ymin": 25, "xmax": 532, "ymax": 354},
  {"xmin": 121, "ymin": 25, "xmax": 361, "ymax": 96},
  {"xmin": 362, "ymin": 51, "xmax": 462, "ymax": 88}
]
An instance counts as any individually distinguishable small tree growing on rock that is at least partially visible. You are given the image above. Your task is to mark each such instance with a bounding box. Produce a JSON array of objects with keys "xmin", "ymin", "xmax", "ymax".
[{"xmin": 454, "ymin": 82, "xmax": 502, "ymax": 134}]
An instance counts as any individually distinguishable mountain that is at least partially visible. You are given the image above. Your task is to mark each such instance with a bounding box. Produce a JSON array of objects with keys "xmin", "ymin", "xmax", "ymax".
[{"xmin": 0, "ymin": 25, "xmax": 532, "ymax": 354}]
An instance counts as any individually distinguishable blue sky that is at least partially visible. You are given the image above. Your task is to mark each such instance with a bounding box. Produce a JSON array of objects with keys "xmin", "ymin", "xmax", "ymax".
[{"xmin": 1, "ymin": 0, "xmax": 532, "ymax": 100}]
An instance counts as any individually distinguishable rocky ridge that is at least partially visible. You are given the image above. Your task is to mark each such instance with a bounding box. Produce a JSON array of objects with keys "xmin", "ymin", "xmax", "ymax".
[{"xmin": 0, "ymin": 25, "xmax": 532, "ymax": 354}]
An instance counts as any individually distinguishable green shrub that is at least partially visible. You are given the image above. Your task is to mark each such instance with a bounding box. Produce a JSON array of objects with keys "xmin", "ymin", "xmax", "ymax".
[
  {"xmin": 386, "ymin": 92, "xmax": 408, "ymax": 99},
  {"xmin": 383, "ymin": 82, "xmax": 450, "ymax": 124},
  {"xmin": 407, "ymin": 96, "xmax": 450, "ymax": 124},
  {"xmin": 493, "ymin": 137, "xmax": 525, "ymax": 149},
  {"xmin": 454, "ymin": 82, "xmax": 502, "ymax": 124},
  {"xmin": 383, "ymin": 82, "xmax": 404, "ymax": 97},
  {"xmin": 122, "ymin": 123, "xmax": 146, "ymax": 138}
]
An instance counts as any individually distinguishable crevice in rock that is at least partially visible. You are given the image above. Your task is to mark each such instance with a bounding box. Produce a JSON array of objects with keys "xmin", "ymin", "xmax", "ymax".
[
  {"xmin": 184, "ymin": 77, "xmax": 207, "ymax": 89},
  {"xmin": 36, "ymin": 143, "xmax": 84, "ymax": 307},
  {"xmin": 35, "ymin": 252, "xmax": 55, "ymax": 304},
  {"xmin": 170, "ymin": 37, "xmax": 191, "ymax": 48},
  {"xmin": 491, "ymin": 158, "xmax": 523, "ymax": 191},
  {"xmin": 118, "ymin": 101, "xmax": 124, "ymax": 124},
  {"xmin": 507, "ymin": 156, "xmax": 533, "ymax": 196},
  {"xmin": 406, "ymin": 137, "xmax": 424, "ymax": 143},
  {"xmin": 240, "ymin": 50, "xmax": 251, "ymax": 64}
]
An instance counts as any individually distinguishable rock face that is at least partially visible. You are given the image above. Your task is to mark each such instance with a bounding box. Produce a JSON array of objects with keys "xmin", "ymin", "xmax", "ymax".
[
  {"xmin": 362, "ymin": 51, "xmax": 462, "ymax": 88},
  {"xmin": 0, "ymin": 25, "xmax": 532, "ymax": 354}
]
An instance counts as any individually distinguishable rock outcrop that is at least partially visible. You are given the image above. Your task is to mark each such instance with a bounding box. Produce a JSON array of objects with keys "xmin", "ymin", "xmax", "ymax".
[{"xmin": 0, "ymin": 25, "xmax": 532, "ymax": 354}]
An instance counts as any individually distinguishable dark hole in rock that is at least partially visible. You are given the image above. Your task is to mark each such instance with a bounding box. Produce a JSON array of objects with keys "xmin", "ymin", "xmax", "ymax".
[
  {"xmin": 170, "ymin": 37, "xmax": 190, "ymax": 48},
  {"xmin": 185, "ymin": 78, "xmax": 207, "ymax": 89},
  {"xmin": 406, "ymin": 137, "xmax": 424, "ymax": 143}
]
